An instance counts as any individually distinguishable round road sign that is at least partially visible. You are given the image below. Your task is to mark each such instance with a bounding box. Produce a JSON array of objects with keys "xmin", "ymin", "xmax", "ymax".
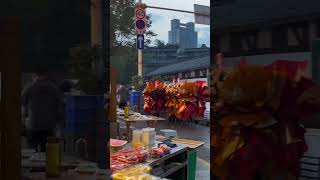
[
  {"xmin": 135, "ymin": 9, "xmax": 146, "ymax": 19},
  {"xmin": 136, "ymin": 19, "xmax": 146, "ymax": 30}
]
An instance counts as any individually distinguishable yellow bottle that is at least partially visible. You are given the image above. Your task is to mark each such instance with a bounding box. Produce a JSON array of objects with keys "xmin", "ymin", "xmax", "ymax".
[
  {"xmin": 124, "ymin": 102, "xmax": 130, "ymax": 118},
  {"xmin": 46, "ymin": 137, "xmax": 61, "ymax": 177}
]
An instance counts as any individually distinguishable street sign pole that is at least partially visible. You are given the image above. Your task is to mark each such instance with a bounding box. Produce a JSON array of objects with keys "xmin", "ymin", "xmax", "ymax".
[
  {"xmin": 138, "ymin": 49, "xmax": 142, "ymax": 79},
  {"xmin": 135, "ymin": 0, "xmax": 146, "ymax": 83}
]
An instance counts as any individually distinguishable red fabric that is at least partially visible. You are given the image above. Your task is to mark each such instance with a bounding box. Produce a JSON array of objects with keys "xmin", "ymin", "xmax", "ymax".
[
  {"xmin": 266, "ymin": 60, "xmax": 308, "ymax": 79},
  {"xmin": 234, "ymin": 57, "xmax": 247, "ymax": 70},
  {"xmin": 228, "ymin": 77, "xmax": 319, "ymax": 178},
  {"xmin": 271, "ymin": 77, "xmax": 316, "ymax": 175},
  {"xmin": 239, "ymin": 57, "xmax": 247, "ymax": 67}
]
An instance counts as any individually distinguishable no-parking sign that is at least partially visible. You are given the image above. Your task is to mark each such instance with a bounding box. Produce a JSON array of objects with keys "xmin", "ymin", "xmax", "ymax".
[{"xmin": 135, "ymin": 4, "xmax": 147, "ymax": 34}]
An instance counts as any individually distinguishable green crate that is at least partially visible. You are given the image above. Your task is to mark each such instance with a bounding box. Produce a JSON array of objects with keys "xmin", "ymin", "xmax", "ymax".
[{"xmin": 188, "ymin": 150, "xmax": 197, "ymax": 180}]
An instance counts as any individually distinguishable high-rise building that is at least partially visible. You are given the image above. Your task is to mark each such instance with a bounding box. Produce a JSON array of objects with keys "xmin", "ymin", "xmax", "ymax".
[{"xmin": 168, "ymin": 19, "xmax": 198, "ymax": 49}]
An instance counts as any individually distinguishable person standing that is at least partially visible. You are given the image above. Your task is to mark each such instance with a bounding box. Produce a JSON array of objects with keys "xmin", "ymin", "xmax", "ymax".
[
  {"xmin": 22, "ymin": 67, "xmax": 65, "ymax": 152},
  {"xmin": 117, "ymin": 83, "xmax": 129, "ymax": 109}
]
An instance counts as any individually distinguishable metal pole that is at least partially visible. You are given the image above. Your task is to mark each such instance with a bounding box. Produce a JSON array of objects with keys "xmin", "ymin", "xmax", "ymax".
[
  {"xmin": 147, "ymin": 5, "xmax": 210, "ymax": 17},
  {"xmin": 138, "ymin": 49, "xmax": 142, "ymax": 78},
  {"xmin": 137, "ymin": 0, "xmax": 143, "ymax": 82}
]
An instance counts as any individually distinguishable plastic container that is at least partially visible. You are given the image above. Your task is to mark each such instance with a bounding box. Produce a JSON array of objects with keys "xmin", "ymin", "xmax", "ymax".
[
  {"xmin": 64, "ymin": 95, "xmax": 105, "ymax": 136},
  {"xmin": 132, "ymin": 129, "xmax": 142, "ymax": 142},
  {"xmin": 142, "ymin": 128, "xmax": 156, "ymax": 149},
  {"xmin": 64, "ymin": 122, "xmax": 95, "ymax": 136},
  {"xmin": 65, "ymin": 95, "xmax": 104, "ymax": 110},
  {"xmin": 130, "ymin": 91, "xmax": 142, "ymax": 112},
  {"xmin": 65, "ymin": 95, "xmax": 104, "ymax": 124},
  {"xmin": 132, "ymin": 130, "xmax": 143, "ymax": 149}
]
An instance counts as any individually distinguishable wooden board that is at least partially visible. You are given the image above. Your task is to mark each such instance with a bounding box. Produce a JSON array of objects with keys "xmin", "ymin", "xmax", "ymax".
[
  {"xmin": 170, "ymin": 138, "xmax": 205, "ymax": 149},
  {"xmin": 117, "ymin": 115, "xmax": 166, "ymax": 122},
  {"xmin": 110, "ymin": 67, "xmax": 117, "ymax": 123}
]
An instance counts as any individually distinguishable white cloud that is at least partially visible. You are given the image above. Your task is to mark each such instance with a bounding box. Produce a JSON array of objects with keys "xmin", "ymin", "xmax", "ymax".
[{"xmin": 143, "ymin": 0, "xmax": 210, "ymax": 46}]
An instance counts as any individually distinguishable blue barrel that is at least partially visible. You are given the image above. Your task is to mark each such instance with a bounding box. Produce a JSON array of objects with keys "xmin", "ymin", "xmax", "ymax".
[
  {"xmin": 130, "ymin": 91, "xmax": 143, "ymax": 112},
  {"xmin": 64, "ymin": 95, "xmax": 105, "ymax": 136}
]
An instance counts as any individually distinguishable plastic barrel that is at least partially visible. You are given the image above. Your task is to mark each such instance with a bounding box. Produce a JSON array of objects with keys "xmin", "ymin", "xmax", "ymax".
[
  {"xmin": 64, "ymin": 95, "xmax": 104, "ymax": 136},
  {"xmin": 130, "ymin": 91, "xmax": 142, "ymax": 112}
]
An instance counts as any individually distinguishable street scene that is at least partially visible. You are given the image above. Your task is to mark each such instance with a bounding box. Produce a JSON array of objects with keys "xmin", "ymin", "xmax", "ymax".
[
  {"xmin": 2, "ymin": 0, "xmax": 320, "ymax": 180},
  {"xmin": 109, "ymin": 0, "xmax": 210, "ymax": 179}
]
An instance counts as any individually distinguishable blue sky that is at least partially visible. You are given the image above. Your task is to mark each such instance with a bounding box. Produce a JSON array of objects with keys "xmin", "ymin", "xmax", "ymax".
[{"xmin": 143, "ymin": 0, "xmax": 210, "ymax": 47}]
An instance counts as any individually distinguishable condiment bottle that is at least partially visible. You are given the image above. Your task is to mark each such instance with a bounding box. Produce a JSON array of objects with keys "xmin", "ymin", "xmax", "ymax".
[
  {"xmin": 124, "ymin": 102, "xmax": 130, "ymax": 118},
  {"xmin": 46, "ymin": 137, "xmax": 61, "ymax": 177}
]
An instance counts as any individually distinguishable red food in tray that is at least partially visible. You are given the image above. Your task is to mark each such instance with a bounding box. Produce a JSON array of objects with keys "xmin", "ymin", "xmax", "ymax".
[
  {"xmin": 117, "ymin": 155, "xmax": 139, "ymax": 164},
  {"xmin": 150, "ymin": 148, "xmax": 164, "ymax": 158},
  {"xmin": 110, "ymin": 147, "xmax": 150, "ymax": 174},
  {"xmin": 159, "ymin": 144, "xmax": 171, "ymax": 153},
  {"xmin": 136, "ymin": 150, "xmax": 149, "ymax": 162}
]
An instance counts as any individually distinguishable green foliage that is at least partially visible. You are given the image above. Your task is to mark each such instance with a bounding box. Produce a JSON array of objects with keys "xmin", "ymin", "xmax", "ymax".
[
  {"xmin": 154, "ymin": 39, "xmax": 179, "ymax": 49},
  {"xmin": 111, "ymin": 53, "xmax": 137, "ymax": 84},
  {"xmin": 131, "ymin": 75, "xmax": 145, "ymax": 91},
  {"xmin": 69, "ymin": 44, "xmax": 104, "ymax": 94},
  {"xmin": 155, "ymin": 39, "xmax": 166, "ymax": 48}
]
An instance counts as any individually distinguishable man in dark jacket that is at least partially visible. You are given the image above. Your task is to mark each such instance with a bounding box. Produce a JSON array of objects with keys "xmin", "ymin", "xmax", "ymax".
[
  {"xmin": 22, "ymin": 67, "xmax": 65, "ymax": 152},
  {"xmin": 117, "ymin": 83, "xmax": 129, "ymax": 109}
]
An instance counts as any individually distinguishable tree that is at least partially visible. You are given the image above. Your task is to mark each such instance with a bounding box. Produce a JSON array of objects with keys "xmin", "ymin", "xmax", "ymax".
[
  {"xmin": 110, "ymin": 0, "xmax": 157, "ymax": 53},
  {"xmin": 154, "ymin": 39, "xmax": 179, "ymax": 49},
  {"xmin": 155, "ymin": 39, "xmax": 166, "ymax": 48},
  {"xmin": 69, "ymin": 44, "xmax": 104, "ymax": 94}
]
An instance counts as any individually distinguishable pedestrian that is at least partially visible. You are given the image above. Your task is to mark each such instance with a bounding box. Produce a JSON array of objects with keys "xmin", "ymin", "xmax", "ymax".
[
  {"xmin": 22, "ymin": 66, "xmax": 65, "ymax": 152},
  {"xmin": 117, "ymin": 83, "xmax": 129, "ymax": 109}
]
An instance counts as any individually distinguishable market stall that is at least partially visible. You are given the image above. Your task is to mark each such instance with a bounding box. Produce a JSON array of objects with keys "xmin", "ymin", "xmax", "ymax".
[
  {"xmin": 110, "ymin": 137, "xmax": 205, "ymax": 180},
  {"xmin": 110, "ymin": 80, "xmax": 208, "ymax": 180},
  {"xmin": 111, "ymin": 141, "xmax": 188, "ymax": 179}
]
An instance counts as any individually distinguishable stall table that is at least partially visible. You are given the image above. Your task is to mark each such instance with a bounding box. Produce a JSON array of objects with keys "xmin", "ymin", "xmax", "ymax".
[
  {"xmin": 116, "ymin": 108, "xmax": 135, "ymax": 116},
  {"xmin": 170, "ymin": 138, "xmax": 205, "ymax": 180},
  {"xmin": 22, "ymin": 172, "xmax": 107, "ymax": 180},
  {"xmin": 112, "ymin": 142, "xmax": 189, "ymax": 180},
  {"xmin": 117, "ymin": 115, "xmax": 166, "ymax": 141}
]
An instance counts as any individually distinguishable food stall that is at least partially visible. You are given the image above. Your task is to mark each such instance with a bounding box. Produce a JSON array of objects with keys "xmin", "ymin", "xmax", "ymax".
[
  {"xmin": 110, "ymin": 80, "xmax": 208, "ymax": 180},
  {"xmin": 110, "ymin": 141, "xmax": 189, "ymax": 179}
]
